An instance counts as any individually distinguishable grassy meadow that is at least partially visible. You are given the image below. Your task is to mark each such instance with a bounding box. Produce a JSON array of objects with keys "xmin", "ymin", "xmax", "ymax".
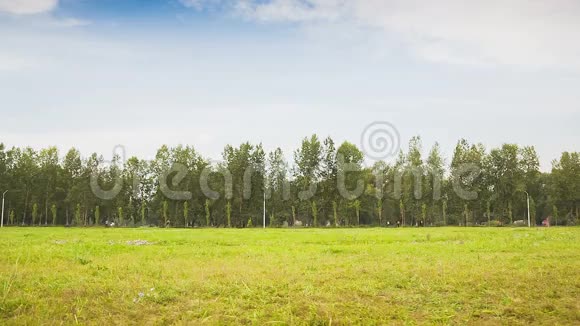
[{"xmin": 0, "ymin": 227, "xmax": 579, "ymax": 325}]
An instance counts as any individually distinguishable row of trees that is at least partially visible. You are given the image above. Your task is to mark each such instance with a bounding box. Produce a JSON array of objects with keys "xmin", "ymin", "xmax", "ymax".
[{"xmin": 0, "ymin": 136, "xmax": 578, "ymax": 227}]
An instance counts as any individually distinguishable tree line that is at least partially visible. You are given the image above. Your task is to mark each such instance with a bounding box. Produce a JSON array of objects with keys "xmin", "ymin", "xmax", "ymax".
[{"xmin": 0, "ymin": 136, "xmax": 578, "ymax": 227}]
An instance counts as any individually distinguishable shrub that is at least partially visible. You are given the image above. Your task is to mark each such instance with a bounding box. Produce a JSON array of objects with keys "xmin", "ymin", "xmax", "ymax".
[{"xmin": 488, "ymin": 220, "xmax": 503, "ymax": 227}]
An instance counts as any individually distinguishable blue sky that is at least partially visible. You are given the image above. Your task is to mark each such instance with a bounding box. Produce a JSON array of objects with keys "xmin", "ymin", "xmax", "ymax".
[{"xmin": 1, "ymin": 0, "xmax": 579, "ymax": 170}]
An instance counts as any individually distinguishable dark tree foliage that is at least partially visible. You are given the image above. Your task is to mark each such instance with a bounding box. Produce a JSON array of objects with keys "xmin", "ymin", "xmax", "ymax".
[{"xmin": 0, "ymin": 138, "xmax": 577, "ymax": 227}]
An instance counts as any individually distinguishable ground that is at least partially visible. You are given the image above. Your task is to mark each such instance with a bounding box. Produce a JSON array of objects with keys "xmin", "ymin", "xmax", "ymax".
[{"xmin": 0, "ymin": 227, "xmax": 579, "ymax": 325}]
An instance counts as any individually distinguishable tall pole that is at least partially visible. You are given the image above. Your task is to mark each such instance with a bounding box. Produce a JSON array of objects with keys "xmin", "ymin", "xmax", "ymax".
[
  {"xmin": 524, "ymin": 190, "xmax": 532, "ymax": 228},
  {"xmin": 525, "ymin": 191, "xmax": 531, "ymax": 227},
  {"xmin": 1, "ymin": 190, "xmax": 7, "ymax": 228},
  {"xmin": 263, "ymin": 190, "xmax": 266, "ymax": 228}
]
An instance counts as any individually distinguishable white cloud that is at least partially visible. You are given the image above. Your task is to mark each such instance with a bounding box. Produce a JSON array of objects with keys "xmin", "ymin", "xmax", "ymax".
[
  {"xmin": 179, "ymin": 0, "xmax": 224, "ymax": 11},
  {"xmin": 51, "ymin": 17, "xmax": 91, "ymax": 27},
  {"xmin": 214, "ymin": 0, "xmax": 580, "ymax": 69},
  {"xmin": 0, "ymin": 53, "xmax": 33, "ymax": 71},
  {"xmin": 0, "ymin": 0, "xmax": 58, "ymax": 15},
  {"xmin": 236, "ymin": 0, "xmax": 347, "ymax": 22},
  {"xmin": 179, "ymin": 0, "xmax": 204, "ymax": 10}
]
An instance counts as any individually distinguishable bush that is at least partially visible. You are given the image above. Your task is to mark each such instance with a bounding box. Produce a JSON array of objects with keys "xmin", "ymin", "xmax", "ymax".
[
  {"xmin": 513, "ymin": 220, "xmax": 527, "ymax": 227},
  {"xmin": 482, "ymin": 220, "xmax": 503, "ymax": 227}
]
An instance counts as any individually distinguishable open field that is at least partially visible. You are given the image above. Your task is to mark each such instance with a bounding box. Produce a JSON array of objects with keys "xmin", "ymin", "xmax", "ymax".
[{"xmin": 0, "ymin": 227, "xmax": 579, "ymax": 325}]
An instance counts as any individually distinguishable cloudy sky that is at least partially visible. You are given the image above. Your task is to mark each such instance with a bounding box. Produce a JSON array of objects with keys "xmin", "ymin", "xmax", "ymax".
[{"xmin": 1, "ymin": 0, "xmax": 579, "ymax": 169}]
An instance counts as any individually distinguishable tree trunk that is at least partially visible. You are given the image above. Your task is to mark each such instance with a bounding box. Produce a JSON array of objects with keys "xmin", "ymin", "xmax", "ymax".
[
  {"xmin": 22, "ymin": 189, "xmax": 29, "ymax": 225},
  {"xmin": 239, "ymin": 200, "xmax": 243, "ymax": 227},
  {"xmin": 174, "ymin": 202, "xmax": 179, "ymax": 226},
  {"xmin": 45, "ymin": 192, "xmax": 49, "ymax": 225},
  {"xmin": 83, "ymin": 193, "xmax": 87, "ymax": 226}
]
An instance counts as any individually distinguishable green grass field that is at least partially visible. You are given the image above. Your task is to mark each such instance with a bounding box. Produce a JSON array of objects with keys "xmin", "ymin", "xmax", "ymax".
[{"xmin": 0, "ymin": 227, "xmax": 578, "ymax": 325}]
